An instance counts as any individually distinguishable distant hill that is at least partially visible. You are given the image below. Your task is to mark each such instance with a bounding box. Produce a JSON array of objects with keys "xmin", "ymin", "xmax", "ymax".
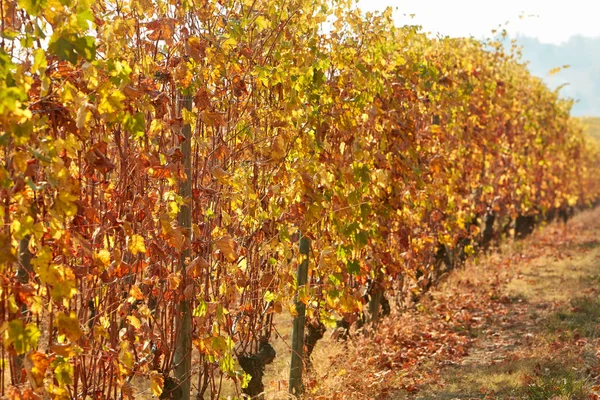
[{"xmin": 511, "ymin": 35, "xmax": 600, "ymax": 117}]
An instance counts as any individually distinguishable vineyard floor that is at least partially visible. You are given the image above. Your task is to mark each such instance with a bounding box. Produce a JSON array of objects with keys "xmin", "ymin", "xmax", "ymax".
[
  {"xmin": 282, "ymin": 207, "xmax": 600, "ymax": 400},
  {"xmin": 408, "ymin": 208, "xmax": 600, "ymax": 399}
]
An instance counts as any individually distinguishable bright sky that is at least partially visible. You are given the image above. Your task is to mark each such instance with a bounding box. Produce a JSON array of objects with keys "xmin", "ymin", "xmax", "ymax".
[{"xmin": 356, "ymin": 0, "xmax": 600, "ymax": 44}]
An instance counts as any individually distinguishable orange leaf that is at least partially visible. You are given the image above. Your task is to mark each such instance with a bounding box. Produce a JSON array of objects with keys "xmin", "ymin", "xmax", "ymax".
[
  {"xmin": 214, "ymin": 235, "xmax": 237, "ymax": 262},
  {"xmin": 186, "ymin": 256, "xmax": 209, "ymax": 278},
  {"xmin": 24, "ymin": 351, "xmax": 49, "ymax": 389}
]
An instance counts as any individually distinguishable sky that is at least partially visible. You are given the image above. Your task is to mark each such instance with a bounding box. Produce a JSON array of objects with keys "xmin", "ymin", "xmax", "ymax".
[{"xmin": 356, "ymin": 0, "xmax": 600, "ymax": 44}]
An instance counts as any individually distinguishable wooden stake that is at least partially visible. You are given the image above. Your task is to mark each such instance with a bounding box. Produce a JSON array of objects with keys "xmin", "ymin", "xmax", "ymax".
[
  {"xmin": 289, "ymin": 235, "xmax": 310, "ymax": 395},
  {"xmin": 174, "ymin": 94, "xmax": 193, "ymax": 399}
]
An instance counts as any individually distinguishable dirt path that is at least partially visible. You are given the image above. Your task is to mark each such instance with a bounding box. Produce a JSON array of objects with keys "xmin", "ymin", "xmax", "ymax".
[
  {"xmin": 412, "ymin": 208, "xmax": 600, "ymax": 399},
  {"xmin": 303, "ymin": 207, "xmax": 600, "ymax": 400}
]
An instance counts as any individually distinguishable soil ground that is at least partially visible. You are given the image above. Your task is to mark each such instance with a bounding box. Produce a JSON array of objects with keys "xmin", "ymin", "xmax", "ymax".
[
  {"xmin": 408, "ymin": 207, "xmax": 600, "ymax": 400},
  {"xmin": 298, "ymin": 207, "xmax": 600, "ymax": 399}
]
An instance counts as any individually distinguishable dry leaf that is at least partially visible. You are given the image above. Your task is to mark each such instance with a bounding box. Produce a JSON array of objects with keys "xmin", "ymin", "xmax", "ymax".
[
  {"xmin": 24, "ymin": 351, "xmax": 49, "ymax": 389},
  {"xmin": 184, "ymin": 284, "xmax": 195, "ymax": 300},
  {"xmin": 186, "ymin": 256, "xmax": 209, "ymax": 278},
  {"xmin": 215, "ymin": 235, "xmax": 237, "ymax": 262},
  {"xmin": 271, "ymin": 135, "xmax": 286, "ymax": 161}
]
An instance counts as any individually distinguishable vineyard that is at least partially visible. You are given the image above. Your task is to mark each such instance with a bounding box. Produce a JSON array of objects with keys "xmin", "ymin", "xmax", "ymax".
[{"xmin": 1, "ymin": 0, "xmax": 600, "ymax": 398}]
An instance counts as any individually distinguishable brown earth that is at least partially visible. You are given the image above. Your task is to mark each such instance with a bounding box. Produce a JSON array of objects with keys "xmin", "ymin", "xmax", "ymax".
[{"xmin": 301, "ymin": 207, "xmax": 600, "ymax": 400}]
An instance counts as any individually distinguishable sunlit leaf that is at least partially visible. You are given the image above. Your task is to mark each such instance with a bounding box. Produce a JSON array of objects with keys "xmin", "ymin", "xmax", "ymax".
[
  {"xmin": 128, "ymin": 234, "xmax": 146, "ymax": 255},
  {"xmin": 215, "ymin": 235, "xmax": 237, "ymax": 262},
  {"xmin": 56, "ymin": 312, "xmax": 83, "ymax": 342}
]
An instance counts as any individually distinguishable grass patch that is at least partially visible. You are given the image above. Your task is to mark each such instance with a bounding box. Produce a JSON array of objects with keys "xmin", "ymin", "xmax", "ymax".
[
  {"xmin": 525, "ymin": 369, "xmax": 588, "ymax": 400},
  {"xmin": 425, "ymin": 359, "xmax": 592, "ymax": 400},
  {"xmin": 441, "ymin": 360, "xmax": 533, "ymax": 397},
  {"xmin": 505, "ymin": 251, "xmax": 600, "ymax": 304},
  {"xmin": 576, "ymin": 240, "xmax": 600, "ymax": 251},
  {"xmin": 545, "ymin": 296, "xmax": 600, "ymax": 338}
]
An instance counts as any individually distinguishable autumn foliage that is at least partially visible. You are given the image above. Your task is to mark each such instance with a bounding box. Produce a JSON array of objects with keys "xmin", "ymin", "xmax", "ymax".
[{"xmin": 1, "ymin": 0, "xmax": 600, "ymax": 397}]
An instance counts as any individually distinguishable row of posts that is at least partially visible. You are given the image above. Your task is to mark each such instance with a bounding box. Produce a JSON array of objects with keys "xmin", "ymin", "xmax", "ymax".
[{"xmin": 176, "ymin": 95, "xmax": 359, "ymax": 398}]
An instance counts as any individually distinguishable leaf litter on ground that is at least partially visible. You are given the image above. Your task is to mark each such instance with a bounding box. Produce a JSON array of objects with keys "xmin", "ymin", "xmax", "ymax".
[{"xmin": 305, "ymin": 207, "xmax": 600, "ymax": 400}]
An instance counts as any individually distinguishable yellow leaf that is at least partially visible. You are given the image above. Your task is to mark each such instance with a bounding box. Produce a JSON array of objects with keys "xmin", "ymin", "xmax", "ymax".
[
  {"xmin": 338, "ymin": 294, "xmax": 361, "ymax": 313},
  {"xmin": 127, "ymin": 315, "xmax": 141, "ymax": 329},
  {"xmin": 12, "ymin": 151, "xmax": 28, "ymax": 173},
  {"xmin": 76, "ymin": 103, "xmax": 91, "ymax": 131},
  {"xmin": 56, "ymin": 312, "xmax": 83, "ymax": 342},
  {"xmin": 160, "ymin": 215, "xmax": 186, "ymax": 249},
  {"xmin": 94, "ymin": 249, "xmax": 110, "ymax": 269},
  {"xmin": 255, "ymin": 16, "xmax": 269, "ymax": 31},
  {"xmin": 128, "ymin": 234, "xmax": 146, "ymax": 255},
  {"xmin": 271, "ymin": 135, "xmax": 286, "ymax": 161},
  {"xmin": 210, "ymin": 167, "xmax": 230, "ymax": 185},
  {"xmin": 549, "ymin": 65, "xmax": 569, "ymax": 76},
  {"xmin": 222, "ymin": 36, "xmax": 237, "ymax": 51},
  {"xmin": 150, "ymin": 371, "xmax": 164, "ymax": 397},
  {"xmin": 214, "ymin": 235, "xmax": 237, "ymax": 262},
  {"xmin": 318, "ymin": 248, "xmax": 336, "ymax": 269},
  {"xmin": 288, "ymin": 303, "xmax": 298, "ymax": 317},
  {"xmin": 119, "ymin": 342, "xmax": 134, "ymax": 372},
  {"xmin": 129, "ymin": 285, "xmax": 144, "ymax": 301}
]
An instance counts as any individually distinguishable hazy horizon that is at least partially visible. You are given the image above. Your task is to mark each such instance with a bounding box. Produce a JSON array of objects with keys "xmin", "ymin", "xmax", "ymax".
[
  {"xmin": 356, "ymin": 0, "xmax": 599, "ymax": 45},
  {"xmin": 353, "ymin": 0, "xmax": 600, "ymax": 116}
]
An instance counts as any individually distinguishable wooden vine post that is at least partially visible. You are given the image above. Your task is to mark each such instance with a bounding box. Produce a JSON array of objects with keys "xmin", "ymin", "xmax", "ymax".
[
  {"xmin": 17, "ymin": 236, "xmax": 32, "ymax": 284},
  {"xmin": 12, "ymin": 235, "xmax": 33, "ymax": 374},
  {"xmin": 367, "ymin": 276, "xmax": 384, "ymax": 328},
  {"xmin": 174, "ymin": 94, "xmax": 193, "ymax": 399},
  {"xmin": 289, "ymin": 234, "xmax": 310, "ymax": 395}
]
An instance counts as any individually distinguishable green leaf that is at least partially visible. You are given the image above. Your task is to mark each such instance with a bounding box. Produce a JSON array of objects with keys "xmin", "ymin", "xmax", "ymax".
[
  {"xmin": 123, "ymin": 112, "xmax": 145, "ymax": 137},
  {"xmin": 49, "ymin": 36, "xmax": 78, "ymax": 64},
  {"xmin": 5, "ymin": 320, "xmax": 41, "ymax": 355},
  {"xmin": 354, "ymin": 231, "xmax": 369, "ymax": 248},
  {"xmin": 49, "ymin": 34, "xmax": 96, "ymax": 65},
  {"xmin": 75, "ymin": 5, "xmax": 94, "ymax": 29},
  {"xmin": 26, "ymin": 178, "xmax": 49, "ymax": 191},
  {"xmin": 1, "ymin": 29, "xmax": 19, "ymax": 40},
  {"xmin": 219, "ymin": 352, "xmax": 235, "ymax": 374},
  {"xmin": 74, "ymin": 36, "xmax": 96, "ymax": 61},
  {"xmin": 52, "ymin": 356, "xmax": 74, "ymax": 385},
  {"xmin": 0, "ymin": 166, "xmax": 12, "ymax": 188},
  {"xmin": 32, "ymin": 48, "xmax": 47, "ymax": 74},
  {"xmin": 211, "ymin": 336, "xmax": 227, "ymax": 353},
  {"xmin": 0, "ymin": 87, "xmax": 28, "ymax": 114},
  {"xmin": 347, "ymin": 259, "xmax": 360, "ymax": 275},
  {"xmin": 356, "ymin": 63, "xmax": 368, "ymax": 76},
  {"xmin": 193, "ymin": 300, "xmax": 207, "ymax": 317}
]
